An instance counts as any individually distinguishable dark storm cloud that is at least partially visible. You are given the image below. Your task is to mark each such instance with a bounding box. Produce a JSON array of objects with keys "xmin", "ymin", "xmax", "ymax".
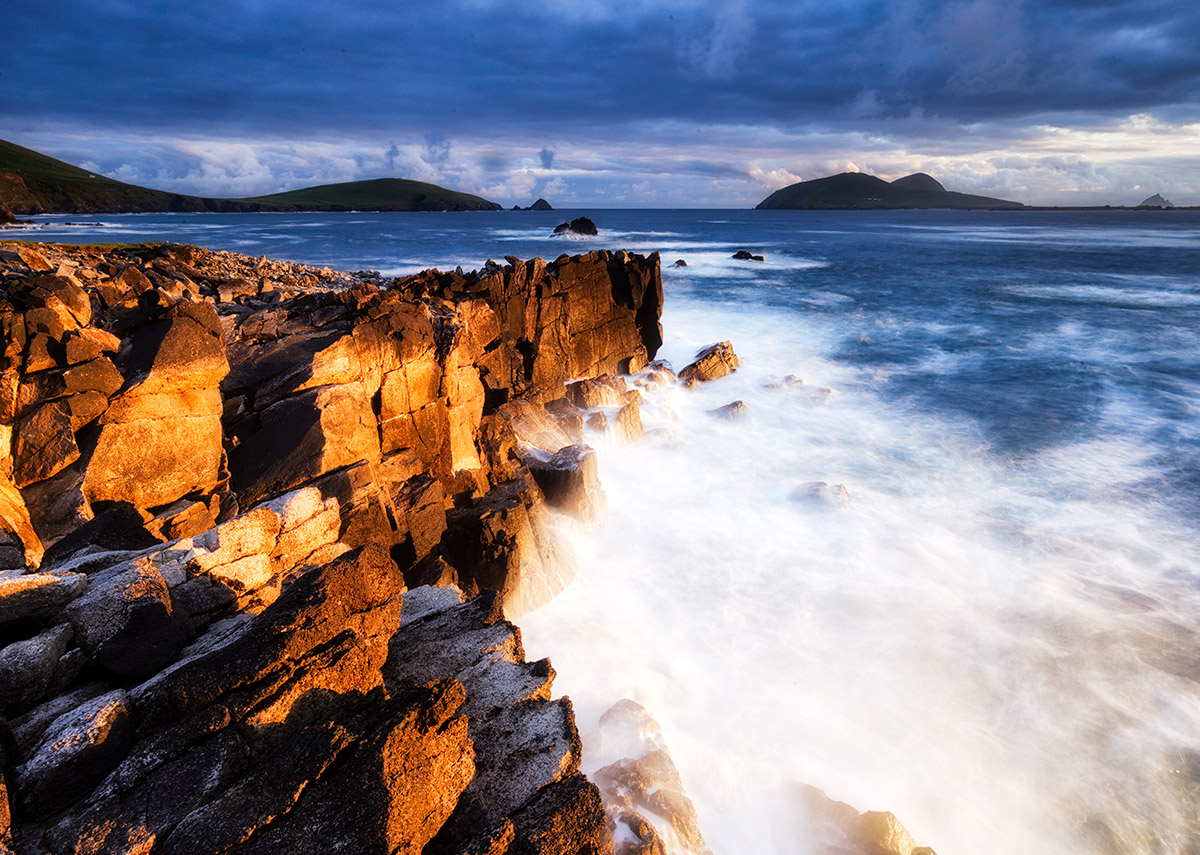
[
  {"xmin": 540, "ymin": 148, "xmax": 555, "ymax": 169},
  {"xmin": 4, "ymin": 0, "xmax": 1198, "ymax": 142}
]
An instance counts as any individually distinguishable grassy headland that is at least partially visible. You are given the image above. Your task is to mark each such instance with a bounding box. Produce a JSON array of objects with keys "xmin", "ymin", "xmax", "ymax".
[{"xmin": 0, "ymin": 138, "xmax": 502, "ymax": 214}]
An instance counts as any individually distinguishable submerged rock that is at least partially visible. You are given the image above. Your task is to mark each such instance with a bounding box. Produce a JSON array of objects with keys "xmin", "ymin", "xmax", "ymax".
[
  {"xmin": 708, "ymin": 400, "xmax": 748, "ymax": 420},
  {"xmin": 791, "ymin": 481, "xmax": 852, "ymax": 508},
  {"xmin": 593, "ymin": 699, "xmax": 711, "ymax": 855},
  {"xmin": 791, "ymin": 782, "xmax": 937, "ymax": 855},
  {"xmin": 731, "ymin": 250, "xmax": 765, "ymax": 262}
]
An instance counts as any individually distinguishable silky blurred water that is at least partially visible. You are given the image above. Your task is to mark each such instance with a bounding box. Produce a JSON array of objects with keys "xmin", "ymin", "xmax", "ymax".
[{"xmin": 22, "ymin": 208, "xmax": 1200, "ymax": 853}]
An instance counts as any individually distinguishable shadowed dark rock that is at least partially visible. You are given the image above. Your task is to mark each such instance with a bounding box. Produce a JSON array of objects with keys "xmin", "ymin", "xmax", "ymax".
[
  {"xmin": 553, "ymin": 217, "xmax": 598, "ymax": 236},
  {"xmin": 63, "ymin": 559, "xmax": 190, "ymax": 680}
]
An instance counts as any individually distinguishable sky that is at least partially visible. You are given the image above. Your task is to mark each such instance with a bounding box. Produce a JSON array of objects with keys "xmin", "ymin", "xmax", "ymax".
[{"xmin": 3, "ymin": 0, "xmax": 1199, "ymax": 208}]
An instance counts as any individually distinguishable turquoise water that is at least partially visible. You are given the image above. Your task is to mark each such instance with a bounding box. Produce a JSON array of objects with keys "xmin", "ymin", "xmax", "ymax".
[{"xmin": 23, "ymin": 209, "xmax": 1200, "ymax": 854}]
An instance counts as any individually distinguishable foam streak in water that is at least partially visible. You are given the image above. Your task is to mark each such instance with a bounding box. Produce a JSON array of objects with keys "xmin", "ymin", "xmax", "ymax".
[{"xmin": 520, "ymin": 301, "xmax": 1200, "ymax": 855}]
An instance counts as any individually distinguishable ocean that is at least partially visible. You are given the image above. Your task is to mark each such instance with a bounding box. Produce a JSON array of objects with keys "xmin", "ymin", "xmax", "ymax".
[{"xmin": 21, "ymin": 208, "xmax": 1200, "ymax": 854}]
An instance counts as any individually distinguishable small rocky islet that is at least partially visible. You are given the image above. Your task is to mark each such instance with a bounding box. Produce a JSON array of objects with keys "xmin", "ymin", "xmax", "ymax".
[{"xmin": 0, "ymin": 239, "xmax": 933, "ymax": 854}]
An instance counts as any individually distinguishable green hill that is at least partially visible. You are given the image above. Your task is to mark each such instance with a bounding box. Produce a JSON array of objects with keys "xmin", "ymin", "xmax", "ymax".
[
  {"xmin": 756, "ymin": 172, "xmax": 1024, "ymax": 210},
  {"xmin": 234, "ymin": 178, "xmax": 502, "ymax": 212},
  {"xmin": 0, "ymin": 138, "xmax": 209, "ymax": 214},
  {"xmin": 0, "ymin": 138, "xmax": 501, "ymax": 214}
]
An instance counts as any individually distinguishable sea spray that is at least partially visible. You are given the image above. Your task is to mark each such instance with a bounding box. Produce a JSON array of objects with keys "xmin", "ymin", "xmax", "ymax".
[{"xmin": 518, "ymin": 298, "xmax": 1200, "ymax": 855}]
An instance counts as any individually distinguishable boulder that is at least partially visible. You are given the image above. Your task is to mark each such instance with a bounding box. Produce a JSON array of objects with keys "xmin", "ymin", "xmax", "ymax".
[
  {"xmin": 567, "ymin": 375, "xmax": 628, "ymax": 409},
  {"xmin": 163, "ymin": 682, "xmax": 474, "ymax": 855},
  {"xmin": 0, "ymin": 624, "xmax": 74, "ymax": 713},
  {"xmin": 553, "ymin": 217, "xmax": 598, "ymax": 236},
  {"xmin": 731, "ymin": 250, "xmax": 765, "ymax": 262},
  {"xmin": 15, "ymin": 247, "xmax": 54, "ymax": 273},
  {"xmin": 443, "ymin": 475, "xmax": 574, "ymax": 610},
  {"xmin": 0, "ymin": 570, "xmax": 86, "ymax": 626},
  {"xmin": 83, "ymin": 300, "xmax": 229, "ymax": 510},
  {"xmin": 678, "ymin": 341, "xmax": 739, "ymax": 384},
  {"xmin": 12, "ymin": 400, "xmax": 79, "ymax": 487},
  {"xmin": 15, "ymin": 689, "xmax": 133, "ymax": 819},
  {"xmin": 708, "ymin": 400, "xmax": 748, "ymax": 420},
  {"xmin": 63, "ymin": 558, "xmax": 190, "ymax": 680},
  {"xmin": 40, "ymin": 501, "xmax": 161, "ymax": 567},
  {"xmin": 671, "ymin": 259, "xmax": 687, "ymax": 268},
  {"xmin": 62, "ymin": 327, "xmax": 121, "ymax": 365},
  {"xmin": 509, "ymin": 773, "xmax": 612, "ymax": 855},
  {"xmin": 525, "ymin": 444, "xmax": 605, "ymax": 522}
]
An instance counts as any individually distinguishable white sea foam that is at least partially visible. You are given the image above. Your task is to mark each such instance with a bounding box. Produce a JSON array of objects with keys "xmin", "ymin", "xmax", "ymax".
[{"xmin": 519, "ymin": 298, "xmax": 1200, "ymax": 855}]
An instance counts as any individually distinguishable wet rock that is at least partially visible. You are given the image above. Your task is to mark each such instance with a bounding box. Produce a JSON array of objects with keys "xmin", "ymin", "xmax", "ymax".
[
  {"xmin": 0, "ymin": 570, "xmax": 87, "ymax": 626},
  {"xmin": 501, "ymin": 399, "xmax": 575, "ymax": 454},
  {"xmin": 63, "ymin": 558, "xmax": 190, "ymax": 680},
  {"xmin": 732, "ymin": 250, "xmax": 765, "ymax": 262},
  {"xmin": 613, "ymin": 402, "xmax": 644, "ymax": 444},
  {"xmin": 526, "ymin": 444, "xmax": 606, "ymax": 522},
  {"xmin": 553, "ymin": 217, "xmax": 599, "ymax": 236},
  {"xmin": 593, "ymin": 699, "xmax": 711, "ymax": 855},
  {"xmin": 791, "ymin": 783, "xmax": 936, "ymax": 855},
  {"xmin": 443, "ymin": 475, "xmax": 573, "ymax": 609},
  {"xmin": 15, "ymin": 689, "xmax": 132, "ymax": 819},
  {"xmin": 678, "ymin": 341, "xmax": 739, "ymax": 385},
  {"xmin": 0, "ymin": 624, "xmax": 74, "ymax": 713},
  {"xmin": 791, "ymin": 481, "xmax": 852, "ymax": 508},
  {"xmin": 509, "ymin": 773, "xmax": 612, "ymax": 855},
  {"xmin": 766, "ymin": 374, "xmax": 805, "ymax": 389},
  {"xmin": 671, "ymin": 259, "xmax": 688, "ymax": 268},
  {"xmin": 708, "ymin": 400, "xmax": 748, "ymax": 420},
  {"xmin": 567, "ymin": 375, "xmax": 628, "ymax": 409},
  {"xmin": 389, "ymin": 591, "xmax": 595, "ymax": 855}
]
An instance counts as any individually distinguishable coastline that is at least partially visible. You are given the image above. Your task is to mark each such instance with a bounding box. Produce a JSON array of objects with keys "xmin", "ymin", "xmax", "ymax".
[{"xmin": 0, "ymin": 238, "xmax": 940, "ymax": 855}]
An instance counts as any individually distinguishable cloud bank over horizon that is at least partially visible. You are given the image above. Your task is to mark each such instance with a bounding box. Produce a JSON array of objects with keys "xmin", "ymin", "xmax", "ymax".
[{"xmin": 3, "ymin": 0, "xmax": 1198, "ymax": 206}]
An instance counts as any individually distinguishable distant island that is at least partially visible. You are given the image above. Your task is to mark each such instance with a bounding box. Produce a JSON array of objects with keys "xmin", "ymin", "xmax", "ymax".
[
  {"xmin": 512, "ymin": 198, "xmax": 554, "ymax": 211},
  {"xmin": 0, "ymin": 138, "xmax": 502, "ymax": 214},
  {"xmin": 756, "ymin": 172, "xmax": 1025, "ymax": 210}
]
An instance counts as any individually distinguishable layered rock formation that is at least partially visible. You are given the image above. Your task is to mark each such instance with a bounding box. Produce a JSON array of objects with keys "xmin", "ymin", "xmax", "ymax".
[{"xmin": 0, "ymin": 239, "xmax": 662, "ymax": 853}]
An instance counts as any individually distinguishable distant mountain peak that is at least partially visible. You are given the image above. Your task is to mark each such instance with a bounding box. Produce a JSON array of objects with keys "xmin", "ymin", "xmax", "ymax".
[
  {"xmin": 890, "ymin": 173, "xmax": 946, "ymax": 193},
  {"xmin": 1139, "ymin": 193, "xmax": 1174, "ymax": 208}
]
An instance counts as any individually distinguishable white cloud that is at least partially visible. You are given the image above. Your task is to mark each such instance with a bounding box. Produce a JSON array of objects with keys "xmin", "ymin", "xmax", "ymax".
[{"xmin": 749, "ymin": 166, "xmax": 803, "ymax": 190}]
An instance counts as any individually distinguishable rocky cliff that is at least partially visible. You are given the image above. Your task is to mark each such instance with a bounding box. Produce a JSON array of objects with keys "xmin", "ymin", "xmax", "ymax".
[{"xmin": 0, "ymin": 239, "xmax": 661, "ymax": 854}]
